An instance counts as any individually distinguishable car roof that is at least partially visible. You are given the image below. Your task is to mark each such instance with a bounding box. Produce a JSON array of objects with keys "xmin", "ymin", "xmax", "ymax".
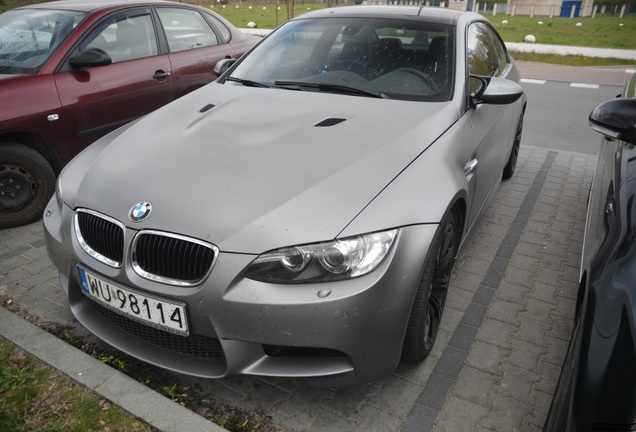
[
  {"xmin": 293, "ymin": 5, "xmax": 468, "ymax": 25},
  {"xmin": 19, "ymin": 0, "xmax": 194, "ymax": 13}
]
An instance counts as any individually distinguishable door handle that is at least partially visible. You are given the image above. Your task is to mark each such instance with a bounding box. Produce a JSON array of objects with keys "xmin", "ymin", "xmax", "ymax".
[{"xmin": 153, "ymin": 71, "xmax": 171, "ymax": 81}]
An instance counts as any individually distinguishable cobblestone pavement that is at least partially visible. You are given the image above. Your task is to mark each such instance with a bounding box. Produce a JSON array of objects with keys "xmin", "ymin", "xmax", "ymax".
[{"xmin": 0, "ymin": 144, "xmax": 596, "ymax": 431}]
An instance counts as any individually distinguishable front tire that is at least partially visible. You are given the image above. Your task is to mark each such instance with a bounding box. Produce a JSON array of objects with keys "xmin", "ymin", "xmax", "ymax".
[
  {"xmin": 0, "ymin": 143, "xmax": 56, "ymax": 229},
  {"xmin": 503, "ymin": 112, "xmax": 524, "ymax": 180},
  {"xmin": 402, "ymin": 208, "xmax": 460, "ymax": 362}
]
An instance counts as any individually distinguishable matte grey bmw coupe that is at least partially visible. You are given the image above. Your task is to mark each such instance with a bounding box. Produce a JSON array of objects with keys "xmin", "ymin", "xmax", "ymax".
[{"xmin": 44, "ymin": 6, "xmax": 526, "ymax": 385}]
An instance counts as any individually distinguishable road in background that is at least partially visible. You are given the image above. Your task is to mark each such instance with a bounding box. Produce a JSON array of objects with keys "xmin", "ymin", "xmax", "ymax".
[{"xmin": 516, "ymin": 61, "xmax": 633, "ymax": 155}]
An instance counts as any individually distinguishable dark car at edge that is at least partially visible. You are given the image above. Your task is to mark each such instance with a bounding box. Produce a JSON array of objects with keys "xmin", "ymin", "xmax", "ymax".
[{"xmin": 544, "ymin": 74, "xmax": 636, "ymax": 430}]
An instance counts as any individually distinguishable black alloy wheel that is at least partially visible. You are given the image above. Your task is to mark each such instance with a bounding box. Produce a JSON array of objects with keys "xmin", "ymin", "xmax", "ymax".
[{"xmin": 402, "ymin": 208, "xmax": 460, "ymax": 362}]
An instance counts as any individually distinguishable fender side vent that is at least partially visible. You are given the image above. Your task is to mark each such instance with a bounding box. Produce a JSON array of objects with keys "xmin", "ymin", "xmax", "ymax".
[{"xmin": 314, "ymin": 118, "xmax": 347, "ymax": 127}]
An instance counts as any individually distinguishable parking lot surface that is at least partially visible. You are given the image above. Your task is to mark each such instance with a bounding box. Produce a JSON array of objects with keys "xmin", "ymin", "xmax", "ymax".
[
  {"xmin": 6, "ymin": 51, "xmax": 636, "ymax": 432},
  {"xmin": 0, "ymin": 142, "xmax": 597, "ymax": 431}
]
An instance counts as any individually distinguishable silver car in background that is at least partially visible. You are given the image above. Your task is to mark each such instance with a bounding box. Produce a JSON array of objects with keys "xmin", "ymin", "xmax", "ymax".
[{"xmin": 44, "ymin": 6, "xmax": 526, "ymax": 385}]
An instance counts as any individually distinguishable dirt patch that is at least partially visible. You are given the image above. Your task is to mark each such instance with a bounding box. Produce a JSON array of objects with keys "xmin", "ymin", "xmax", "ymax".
[{"xmin": 0, "ymin": 292, "xmax": 280, "ymax": 432}]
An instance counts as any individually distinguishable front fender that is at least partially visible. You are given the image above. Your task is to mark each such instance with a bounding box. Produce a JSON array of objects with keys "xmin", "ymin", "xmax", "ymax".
[{"xmin": 340, "ymin": 114, "xmax": 475, "ymax": 238}]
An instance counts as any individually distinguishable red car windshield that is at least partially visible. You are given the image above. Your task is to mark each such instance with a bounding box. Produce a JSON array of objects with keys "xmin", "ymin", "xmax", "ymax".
[{"xmin": 0, "ymin": 9, "xmax": 87, "ymax": 74}]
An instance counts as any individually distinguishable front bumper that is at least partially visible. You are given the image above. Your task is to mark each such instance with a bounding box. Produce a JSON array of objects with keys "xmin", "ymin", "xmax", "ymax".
[{"xmin": 43, "ymin": 196, "xmax": 437, "ymax": 385}]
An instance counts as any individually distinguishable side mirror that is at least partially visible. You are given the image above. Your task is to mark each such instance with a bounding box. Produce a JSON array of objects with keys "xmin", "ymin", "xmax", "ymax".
[
  {"xmin": 214, "ymin": 58, "xmax": 237, "ymax": 76},
  {"xmin": 589, "ymin": 98, "xmax": 636, "ymax": 144},
  {"xmin": 69, "ymin": 48, "xmax": 112, "ymax": 69},
  {"xmin": 470, "ymin": 75, "xmax": 524, "ymax": 105}
]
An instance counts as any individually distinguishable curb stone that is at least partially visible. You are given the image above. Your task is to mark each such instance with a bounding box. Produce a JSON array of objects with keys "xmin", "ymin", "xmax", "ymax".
[{"xmin": 0, "ymin": 306, "xmax": 225, "ymax": 432}]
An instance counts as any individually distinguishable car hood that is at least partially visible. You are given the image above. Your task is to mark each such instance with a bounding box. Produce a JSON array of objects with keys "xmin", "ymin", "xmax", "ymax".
[{"xmin": 71, "ymin": 83, "xmax": 459, "ymax": 253}]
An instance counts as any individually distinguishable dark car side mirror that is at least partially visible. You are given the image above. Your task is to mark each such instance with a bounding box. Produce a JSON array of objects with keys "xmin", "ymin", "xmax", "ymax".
[
  {"xmin": 69, "ymin": 48, "xmax": 112, "ymax": 69},
  {"xmin": 470, "ymin": 75, "xmax": 524, "ymax": 106},
  {"xmin": 214, "ymin": 58, "xmax": 237, "ymax": 76},
  {"xmin": 589, "ymin": 98, "xmax": 636, "ymax": 144}
]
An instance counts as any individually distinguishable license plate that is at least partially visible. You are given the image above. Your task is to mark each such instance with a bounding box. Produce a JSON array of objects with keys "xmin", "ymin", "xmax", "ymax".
[{"xmin": 77, "ymin": 267, "xmax": 189, "ymax": 336}]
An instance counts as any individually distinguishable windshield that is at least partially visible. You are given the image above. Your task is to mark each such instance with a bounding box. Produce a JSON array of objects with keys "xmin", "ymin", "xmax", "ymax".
[
  {"xmin": 0, "ymin": 9, "xmax": 87, "ymax": 74},
  {"xmin": 228, "ymin": 17, "xmax": 454, "ymax": 101}
]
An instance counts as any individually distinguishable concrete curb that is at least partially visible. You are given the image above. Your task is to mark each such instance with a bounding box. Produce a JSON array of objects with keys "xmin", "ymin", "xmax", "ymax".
[
  {"xmin": 0, "ymin": 306, "xmax": 225, "ymax": 432},
  {"xmin": 505, "ymin": 42, "xmax": 636, "ymax": 60}
]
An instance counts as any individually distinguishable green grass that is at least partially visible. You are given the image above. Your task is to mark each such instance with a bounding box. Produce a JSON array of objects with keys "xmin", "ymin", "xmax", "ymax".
[
  {"xmin": 3, "ymin": 1, "xmax": 635, "ymax": 51},
  {"xmin": 210, "ymin": 2, "xmax": 339, "ymax": 28},
  {"xmin": 487, "ymin": 14, "xmax": 636, "ymax": 49},
  {"xmin": 210, "ymin": 4, "xmax": 636, "ymax": 50},
  {"xmin": 208, "ymin": 3, "xmax": 636, "ymax": 66},
  {"xmin": 0, "ymin": 337, "xmax": 155, "ymax": 432}
]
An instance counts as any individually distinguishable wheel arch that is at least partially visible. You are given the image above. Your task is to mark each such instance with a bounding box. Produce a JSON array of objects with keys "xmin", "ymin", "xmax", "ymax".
[
  {"xmin": 400, "ymin": 196, "xmax": 465, "ymax": 363},
  {"xmin": 0, "ymin": 132, "xmax": 63, "ymax": 175},
  {"xmin": 445, "ymin": 193, "xmax": 467, "ymax": 246}
]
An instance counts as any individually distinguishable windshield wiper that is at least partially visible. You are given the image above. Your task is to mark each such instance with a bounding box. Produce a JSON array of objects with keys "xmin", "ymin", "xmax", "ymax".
[
  {"xmin": 274, "ymin": 81, "xmax": 388, "ymax": 99},
  {"xmin": 225, "ymin": 76, "xmax": 271, "ymax": 88}
]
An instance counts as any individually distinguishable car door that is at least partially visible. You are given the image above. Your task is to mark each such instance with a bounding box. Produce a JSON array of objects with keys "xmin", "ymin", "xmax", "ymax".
[
  {"xmin": 54, "ymin": 7, "xmax": 174, "ymax": 156},
  {"xmin": 465, "ymin": 22, "xmax": 516, "ymax": 224},
  {"xmin": 155, "ymin": 7, "xmax": 237, "ymax": 98}
]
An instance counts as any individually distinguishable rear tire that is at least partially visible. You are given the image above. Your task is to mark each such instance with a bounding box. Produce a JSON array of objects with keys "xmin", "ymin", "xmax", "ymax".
[
  {"xmin": 0, "ymin": 143, "xmax": 56, "ymax": 229},
  {"xmin": 402, "ymin": 208, "xmax": 460, "ymax": 362}
]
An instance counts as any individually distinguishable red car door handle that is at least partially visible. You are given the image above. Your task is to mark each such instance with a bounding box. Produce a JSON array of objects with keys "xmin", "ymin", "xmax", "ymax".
[{"xmin": 153, "ymin": 71, "xmax": 171, "ymax": 81}]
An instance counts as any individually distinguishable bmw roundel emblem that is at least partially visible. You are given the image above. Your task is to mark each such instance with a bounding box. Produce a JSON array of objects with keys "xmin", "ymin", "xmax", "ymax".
[{"xmin": 130, "ymin": 202, "xmax": 152, "ymax": 222}]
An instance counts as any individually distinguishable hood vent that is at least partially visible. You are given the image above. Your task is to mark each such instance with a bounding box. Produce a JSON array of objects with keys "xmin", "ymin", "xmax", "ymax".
[
  {"xmin": 314, "ymin": 118, "xmax": 347, "ymax": 127},
  {"xmin": 199, "ymin": 104, "xmax": 216, "ymax": 113}
]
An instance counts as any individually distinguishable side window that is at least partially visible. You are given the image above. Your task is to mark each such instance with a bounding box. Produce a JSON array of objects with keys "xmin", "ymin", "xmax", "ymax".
[
  {"xmin": 488, "ymin": 26, "xmax": 508, "ymax": 75},
  {"xmin": 466, "ymin": 22, "xmax": 508, "ymax": 94},
  {"xmin": 85, "ymin": 12, "xmax": 158, "ymax": 63},
  {"xmin": 157, "ymin": 8, "xmax": 219, "ymax": 53},
  {"xmin": 205, "ymin": 14, "xmax": 231, "ymax": 44}
]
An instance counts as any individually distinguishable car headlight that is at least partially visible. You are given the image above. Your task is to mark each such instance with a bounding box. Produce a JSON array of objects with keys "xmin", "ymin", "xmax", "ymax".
[{"xmin": 245, "ymin": 229, "xmax": 398, "ymax": 284}]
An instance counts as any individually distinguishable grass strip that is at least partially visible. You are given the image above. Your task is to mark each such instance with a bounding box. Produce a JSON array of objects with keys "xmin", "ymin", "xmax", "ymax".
[{"xmin": 0, "ymin": 336, "xmax": 156, "ymax": 432}]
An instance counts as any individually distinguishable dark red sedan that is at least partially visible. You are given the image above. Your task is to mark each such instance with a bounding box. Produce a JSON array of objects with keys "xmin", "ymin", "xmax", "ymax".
[{"xmin": 0, "ymin": 0, "xmax": 258, "ymax": 228}]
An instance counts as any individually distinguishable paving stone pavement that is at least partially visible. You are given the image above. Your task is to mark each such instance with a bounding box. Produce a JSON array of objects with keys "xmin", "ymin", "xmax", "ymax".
[{"xmin": 0, "ymin": 144, "xmax": 596, "ymax": 431}]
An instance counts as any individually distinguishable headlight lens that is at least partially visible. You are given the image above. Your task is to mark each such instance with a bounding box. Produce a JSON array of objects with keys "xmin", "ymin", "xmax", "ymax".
[{"xmin": 245, "ymin": 229, "xmax": 397, "ymax": 283}]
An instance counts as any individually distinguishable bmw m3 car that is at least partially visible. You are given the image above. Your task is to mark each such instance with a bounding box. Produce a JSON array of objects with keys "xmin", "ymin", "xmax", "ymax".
[{"xmin": 44, "ymin": 6, "xmax": 526, "ymax": 385}]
